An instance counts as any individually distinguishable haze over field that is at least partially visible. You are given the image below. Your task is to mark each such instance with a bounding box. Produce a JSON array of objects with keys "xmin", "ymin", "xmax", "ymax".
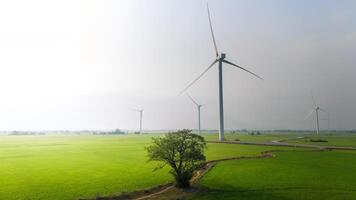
[{"xmin": 0, "ymin": 0, "xmax": 355, "ymax": 131}]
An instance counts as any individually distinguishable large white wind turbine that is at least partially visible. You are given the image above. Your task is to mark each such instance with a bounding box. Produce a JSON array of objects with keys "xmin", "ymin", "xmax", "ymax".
[
  {"xmin": 179, "ymin": 4, "xmax": 263, "ymax": 141},
  {"xmin": 187, "ymin": 94, "xmax": 204, "ymax": 135},
  {"xmin": 305, "ymin": 94, "xmax": 328, "ymax": 135},
  {"xmin": 132, "ymin": 109, "xmax": 143, "ymax": 133}
]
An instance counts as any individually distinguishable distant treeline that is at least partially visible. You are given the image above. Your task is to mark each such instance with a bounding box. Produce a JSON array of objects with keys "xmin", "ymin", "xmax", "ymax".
[
  {"xmin": 5, "ymin": 129, "xmax": 127, "ymax": 136},
  {"xmin": 8, "ymin": 131, "xmax": 46, "ymax": 136},
  {"xmin": 92, "ymin": 129, "xmax": 126, "ymax": 135}
]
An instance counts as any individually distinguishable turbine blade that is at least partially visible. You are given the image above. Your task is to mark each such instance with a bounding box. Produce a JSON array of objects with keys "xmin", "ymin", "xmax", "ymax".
[
  {"xmin": 178, "ymin": 59, "xmax": 218, "ymax": 95},
  {"xmin": 222, "ymin": 60, "xmax": 264, "ymax": 80},
  {"xmin": 311, "ymin": 91, "xmax": 316, "ymax": 106},
  {"xmin": 207, "ymin": 3, "xmax": 219, "ymax": 57},
  {"xmin": 304, "ymin": 110, "xmax": 314, "ymax": 120},
  {"xmin": 319, "ymin": 108, "xmax": 327, "ymax": 113},
  {"xmin": 186, "ymin": 93, "xmax": 199, "ymax": 106}
]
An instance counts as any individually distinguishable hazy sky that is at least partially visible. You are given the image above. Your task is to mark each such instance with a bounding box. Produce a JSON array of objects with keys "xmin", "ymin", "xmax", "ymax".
[{"xmin": 0, "ymin": 0, "xmax": 355, "ymax": 131}]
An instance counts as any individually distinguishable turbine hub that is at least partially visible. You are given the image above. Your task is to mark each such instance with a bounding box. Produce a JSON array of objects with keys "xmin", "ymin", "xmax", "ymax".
[{"xmin": 220, "ymin": 53, "xmax": 226, "ymax": 59}]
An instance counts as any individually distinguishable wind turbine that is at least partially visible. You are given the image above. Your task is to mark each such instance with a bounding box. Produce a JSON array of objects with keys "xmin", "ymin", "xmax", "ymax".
[
  {"xmin": 179, "ymin": 3, "xmax": 263, "ymax": 141},
  {"xmin": 305, "ymin": 93, "xmax": 327, "ymax": 135},
  {"xmin": 187, "ymin": 94, "xmax": 204, "ymax": 135},
  {"xmin": 132, "ymin": 109, "xmax": 143, "ymax": 133}
]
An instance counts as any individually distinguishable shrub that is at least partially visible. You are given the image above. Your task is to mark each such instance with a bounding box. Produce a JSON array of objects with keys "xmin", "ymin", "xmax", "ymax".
[{"xmin": 310, "ymin": 139, "xmax": 328, "ymax": 143}]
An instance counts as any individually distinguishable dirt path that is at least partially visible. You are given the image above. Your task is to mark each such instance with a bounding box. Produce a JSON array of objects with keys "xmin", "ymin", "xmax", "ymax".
[
  {"xmin": 271, "ymin": 136, "xmax": 305, "ymax": 143},
  {"xmin": 133, "ymin": 185, "xmax": 175, "ymax": 200}
]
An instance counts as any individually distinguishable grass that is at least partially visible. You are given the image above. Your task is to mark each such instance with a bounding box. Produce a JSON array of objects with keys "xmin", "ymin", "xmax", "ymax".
[
  {"xmin": 1, "ymin": 133, "xmax": 354, "ymax": 200},
  {"xmin": 0, "ymin": 134, "xmax": 299, "ymax": 200},
  {"xmin": 204, "ymin": 132, "xmax": 356, "ymax": 148},
  {"xmin": 203, "ymin": 133, "xmax": 294, "ymax": 143},
  {"xmin": 0, "ymin": 135, "xmax": 171, "ymax": 200},
  {"xmin": 287, "ymin": 134, "xmax": 356, "ymax": 147},
  {"xmin": 191, "ymin": 150, "xmax": 356, "ymax": 200}
]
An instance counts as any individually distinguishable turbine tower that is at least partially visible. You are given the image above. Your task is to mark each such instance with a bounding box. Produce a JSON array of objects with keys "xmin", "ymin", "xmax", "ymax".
[
  {"xmin": 187, "ymin": 94, "xmax": 204, "ymax": 134},
  {"xmin": 132, "ymin": 109, "xmax": 143, "ymax": 133},
  {"xmin": 305, "ymin": 93, "xmax": 327, "ymax": 135},
  {"xmin": 320, "ymin": 113, "xmax": 330, "ymax": 132},
  {"xmin": 179, "ymin": 4, "xmax": 263, "ymax": 141}
]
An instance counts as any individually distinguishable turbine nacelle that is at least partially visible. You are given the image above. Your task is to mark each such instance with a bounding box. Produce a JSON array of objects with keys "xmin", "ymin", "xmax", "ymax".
[{"xmin": 218, "ymin": 53, "xmax": 226, "ymax": 60}]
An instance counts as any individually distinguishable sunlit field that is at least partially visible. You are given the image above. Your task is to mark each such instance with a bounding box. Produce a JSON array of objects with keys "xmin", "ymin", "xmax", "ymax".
[
  {"xmin": 0, "ymin": 135, "xmax": 171, "ymax": 200},
  {"xmin": 0, "ymin": 134, "xmax": 301, "ymax": 200},
  {"xmin": 191, "ymin": 150, "xmax": 356, "ymax": 200}
]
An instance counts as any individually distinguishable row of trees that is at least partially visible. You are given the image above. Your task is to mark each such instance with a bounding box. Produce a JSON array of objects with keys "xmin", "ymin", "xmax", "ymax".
[
  {"xmin": 8, "ymin": 131, "xmax": 46, "ymax": 136},
  {"xmin": 92, "ymin": 129, "xmax": 125, "ymax": 135}
]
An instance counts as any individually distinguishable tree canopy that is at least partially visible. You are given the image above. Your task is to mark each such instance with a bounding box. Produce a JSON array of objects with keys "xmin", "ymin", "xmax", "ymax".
[{"xmin": 146, "ymin": 129, "xmax": 206, "ymax": 188}]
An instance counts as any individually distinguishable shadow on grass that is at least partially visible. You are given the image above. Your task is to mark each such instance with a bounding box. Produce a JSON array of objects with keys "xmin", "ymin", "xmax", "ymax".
[
  {"xmin": 192, "ymin": 187, "xmax": 295, "ymax": 200},
  {"xmin": 191, "ymin": 186, "xmax": 356, "ymax": 200}
]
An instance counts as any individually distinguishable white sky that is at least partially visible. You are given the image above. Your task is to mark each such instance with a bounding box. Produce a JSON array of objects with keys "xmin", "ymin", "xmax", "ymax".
[{"xmin": 0, "ymin": 0, "xmax": 355, "ymax": 131}]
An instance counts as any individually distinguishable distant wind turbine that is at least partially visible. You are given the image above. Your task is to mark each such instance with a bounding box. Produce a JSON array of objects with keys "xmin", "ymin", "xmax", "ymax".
[
  {"xmin": 179, "ymin": 3, "xmax": 263, "ymax": 141},
  {"xmin": 132, "ymin": 109, "xmax": 143, "ymax": 133},
  {"xmin": 187, "ymin": 94, "xmax": 204, "ymax": 135},
  {"xmin": 304, "ymin": 93, "xmax": 328, "ymax": 135}
]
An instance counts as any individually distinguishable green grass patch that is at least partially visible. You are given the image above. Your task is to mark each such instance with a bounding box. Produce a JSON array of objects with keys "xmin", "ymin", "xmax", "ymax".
[
  {"xmin": 203, "ymin": 133, "xmax": 293, "ymax": 143},
  {"xmin": 288, "ymin": 134, "xmax": 356, "ymax": 147},
  {"xmin": 191, "ymin": 150, "xmax": 356, "ymax": 200},
  {"xmin": 203, "ymin": 132, "xmax": 356, "ymax": 148}
]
